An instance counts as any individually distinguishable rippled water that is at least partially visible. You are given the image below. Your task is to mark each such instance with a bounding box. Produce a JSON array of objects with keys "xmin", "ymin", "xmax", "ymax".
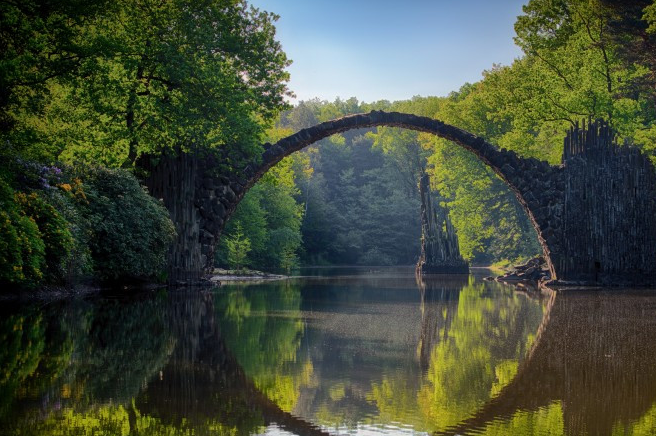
[{"xmin": 1, "ymin": 267, "xmax": 656, "ymax": 435}]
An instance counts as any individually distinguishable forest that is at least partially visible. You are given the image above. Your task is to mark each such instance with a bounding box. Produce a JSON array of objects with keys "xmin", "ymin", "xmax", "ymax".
[{"xmin": 1, "ymin": 0, "xmax": 656, "ymax": 287}]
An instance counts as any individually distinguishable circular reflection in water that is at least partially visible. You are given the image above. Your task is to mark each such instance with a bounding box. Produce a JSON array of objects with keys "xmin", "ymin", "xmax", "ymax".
[{"xmin": 3, "ymin": 268, "xmax": 656, "ymax": 436}]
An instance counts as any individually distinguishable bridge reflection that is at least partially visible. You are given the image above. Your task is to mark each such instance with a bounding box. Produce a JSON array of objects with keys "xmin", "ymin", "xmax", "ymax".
[
  {"xmin": 136, "ymin": 276, "xmax": 544, "ymax": 435},
  {"xmin": 134, "ymin": 281, "xmax": 656, "ymax": 436},
  {"xmin": 442, "ymin": 289, "xmax": 656, "ymax": 436},
  {"xmin": 136, "ymin": 289, "xmax": 330, "ymax": 436},
  {"xmin": 162, "ymin": 281, "xmax": 656, "ymax": 436},
  {"xmin": 5, "ymin": 279, "xmax": 653, "ymax": 435}
]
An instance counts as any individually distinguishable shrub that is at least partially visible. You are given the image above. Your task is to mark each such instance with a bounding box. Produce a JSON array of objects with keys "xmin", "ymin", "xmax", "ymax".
[
  {"xmin": 15, "ymin": 192, "xmax": 74, "ymax": 283},
  {"xmin": 75, "ymin": 167, "xmax": 176, "ymax": 282},
  {"xmin": 42, "ymin": 187, "xmax": 93, "ymax": 284},
  {"xmin": 0, "ymin": 180, "xmax": 45, "ymax": 287}
]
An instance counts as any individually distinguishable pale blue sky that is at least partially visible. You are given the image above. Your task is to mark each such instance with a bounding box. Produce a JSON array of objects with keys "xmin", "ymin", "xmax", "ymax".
[{"xmin": 249, "ymin": 0, "xmax": 528, "ymax": 103}]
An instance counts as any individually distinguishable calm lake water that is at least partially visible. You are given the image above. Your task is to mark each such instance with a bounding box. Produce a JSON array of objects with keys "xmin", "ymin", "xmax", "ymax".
[{"xmin": 2, "ymin": 267, "xmax": 656, "ymax": 435}]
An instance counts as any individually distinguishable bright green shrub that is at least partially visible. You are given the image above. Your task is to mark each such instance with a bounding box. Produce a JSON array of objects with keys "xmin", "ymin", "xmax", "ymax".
[
  {"xmin": 75, "ymin": 167, "xmax": 176, "ymax": 282},
  {"xmin": 226, "ymin": 222, "xmax": 251, "ymax": 271},
  {"xmin": 0, "ymin": 181, "xmax": 45, "ymax": 287},
  {"xmin": 15, "ymin": 192, "xmax": 74, "ymax": 283}
]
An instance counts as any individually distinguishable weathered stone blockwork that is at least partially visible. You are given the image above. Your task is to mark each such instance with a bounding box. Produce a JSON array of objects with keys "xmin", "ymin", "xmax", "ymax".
[{"xmin": 144, "ymin": 112, "xmax": 656, "ymax": 285}]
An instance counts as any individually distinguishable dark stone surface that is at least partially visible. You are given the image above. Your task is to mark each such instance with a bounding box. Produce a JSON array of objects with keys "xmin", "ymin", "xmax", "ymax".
[{"xmin": 416, "ymin": 173, "xmax": 469, "ymax": 275}]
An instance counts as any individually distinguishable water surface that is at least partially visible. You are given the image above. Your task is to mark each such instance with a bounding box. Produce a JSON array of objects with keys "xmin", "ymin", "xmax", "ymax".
[{"xmin": 1, "ymin": 267, "xmax": 655, "ymax": 435}]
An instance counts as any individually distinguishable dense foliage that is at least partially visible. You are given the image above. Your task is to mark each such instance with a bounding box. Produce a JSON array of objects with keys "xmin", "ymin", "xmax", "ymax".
[
  {"xmin": 216, "ymin": 98, "xmax": 424, "ymax": 269},
  {"xmin": 0, "ymin": 159, "xmax": 175, "ymax": 288},
  {"xmin": 219, "ymin": 0, "xmax": 656, "ymax": 268},
  {"xmin": 1, "ymin": 0, "xmax": 291, "ymax": 167},
  {"xmin": 216, "ymin": 154, "xmax": 305, "ymax": 270},
  {"xmin": 5, "ymin": 0, "xmax": 656, "ymax": 278},
  {"xmin": 219, "ymin": 94, "xmax": 538, "ymax": 268},
  {"xmin": 74, "ymin": 167, "xmax": 176, "ymax": 282},
  {"xmin": 0, "ymin": 0, "xmax": 291, "ymax": 288},
  {"xmin": 0, "ymin": 180, "xmax": 46, "ymax": 285}
]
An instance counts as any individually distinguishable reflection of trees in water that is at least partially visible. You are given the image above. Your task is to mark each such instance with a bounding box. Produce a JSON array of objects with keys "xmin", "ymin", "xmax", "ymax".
[
  {"xmin": 417, "ymin": 277, "xmax": 545, "ymax": 432},
  {"xmin": 6, "ymin": 282, "xmax": 656, "ymax": 436},
  {"xmin": 0, "ymin": 293, "xmax": 175, "ymax": 433},
  {"xmin": 282, "ymin": 275, "xmax": 544, "ymax": 434},
  {"xmin": 136, "ymin": 285, "xmax": 328, "ymax": 436},
  {"xmin": 443, "ymin": 291, "xmax": 656, "ymax": 436},
  {"xmin": 292, "ymin": 276, "xmax": 426, "ymax": 429},
  {"xmin": 0, "ymin": 310, "xmax": 48, "ymax": 418},
  {"xmin": 134, "ymin": 288, "xmax": 268, "ymax": 434},
  {"xmin": 0, "ymin": 286, "xmax": 327, "ymax": 436},
  {"xmin": 76, "ymin": 294, "xmax": 175, "ymax": 404},
  {"xmin": 214, "ymin": 281, "xmax": 312, "ymax": 412},
  {"xmin": 417, "ymin": 275, "xmax": 468, "ymax": 372},
  {"xmin": 360, "ymin": 276, "xmax": 544, "ymax": 433}
]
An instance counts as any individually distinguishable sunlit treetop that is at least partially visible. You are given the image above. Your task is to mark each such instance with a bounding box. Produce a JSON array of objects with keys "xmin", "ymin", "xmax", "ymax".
[{"xmin": 1, "ymin": 0, "xmax": 293, "ymax": 167}]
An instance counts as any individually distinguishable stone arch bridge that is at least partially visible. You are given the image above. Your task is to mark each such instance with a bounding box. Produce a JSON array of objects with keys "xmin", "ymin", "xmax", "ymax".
[{"xmin": 144, "ymin": 111, "xmax": 656, "ymax": 285}]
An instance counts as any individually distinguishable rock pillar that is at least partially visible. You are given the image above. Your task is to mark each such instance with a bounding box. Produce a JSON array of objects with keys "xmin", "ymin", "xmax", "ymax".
[{"xmin": 416, "ymin": 173, "xmax": 469, "ymax": 275}]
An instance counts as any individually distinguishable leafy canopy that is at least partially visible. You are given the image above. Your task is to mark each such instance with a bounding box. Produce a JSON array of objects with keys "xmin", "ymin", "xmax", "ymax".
[{"xmin": 2, "ymin": 0, "xmax": 292, "ymax": 167}]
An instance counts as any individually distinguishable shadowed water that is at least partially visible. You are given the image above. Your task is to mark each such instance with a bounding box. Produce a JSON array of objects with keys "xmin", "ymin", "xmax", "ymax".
[{"xmin": 1, "ymin": 267, "xmax": 655, "ymax": 435}]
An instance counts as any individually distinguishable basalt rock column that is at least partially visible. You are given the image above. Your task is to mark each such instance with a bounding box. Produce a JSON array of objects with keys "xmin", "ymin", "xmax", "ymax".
[
  {"xmin": 141, "ymin": 151, "xmax": 235, "ymax": 283},
  {"xmin": 556, "ymin": 119, "xmax": 656, "ymax": 284},
  {"xmin": 416, "ymin": 173, "xmax": 469, "ymax": 275}
]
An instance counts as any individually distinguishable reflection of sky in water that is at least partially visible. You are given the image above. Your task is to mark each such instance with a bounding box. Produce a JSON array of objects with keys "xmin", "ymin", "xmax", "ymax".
[{"xmin": 3, "ymin": 268, "xmax": 656, "ymax": 435}]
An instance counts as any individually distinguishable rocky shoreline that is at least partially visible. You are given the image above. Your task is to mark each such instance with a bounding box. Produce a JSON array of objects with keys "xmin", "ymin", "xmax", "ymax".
[
  {"xmin": 208, "ymin": 268, "xmax": 288, "ymax": 283},
  {"xmin": 485, "ymin": 256, "xmax": 551, "ymax": 284}
]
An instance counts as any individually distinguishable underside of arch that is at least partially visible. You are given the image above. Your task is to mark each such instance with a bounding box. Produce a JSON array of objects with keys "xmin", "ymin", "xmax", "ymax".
[{"xmin": 243, "ymin": 111, "xmax": 564, "ymax": 278}]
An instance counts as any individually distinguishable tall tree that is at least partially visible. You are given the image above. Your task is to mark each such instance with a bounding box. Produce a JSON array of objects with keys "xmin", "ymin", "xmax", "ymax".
[
  {"xmin": 2, "ymin": 0, "xmax": 292, "ymax": 167},
  {"xmin": 0, "ymin": 0, "xmax": 112, "ymax": 151}
]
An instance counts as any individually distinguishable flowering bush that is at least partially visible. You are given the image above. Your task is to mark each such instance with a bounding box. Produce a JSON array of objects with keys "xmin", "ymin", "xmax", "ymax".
[{"xmin": 1, "ymin": 160, "xmax": 177, "ymax": 288}]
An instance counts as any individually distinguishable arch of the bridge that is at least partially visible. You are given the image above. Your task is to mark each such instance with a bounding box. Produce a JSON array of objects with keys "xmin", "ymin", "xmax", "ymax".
[
  {"xmin": 235, "ymin": 111, "xmax": 564, "ymax": 277},
  {"xmin": 148, "ymin": 112, "xmax": 656, "ymax": 283}
]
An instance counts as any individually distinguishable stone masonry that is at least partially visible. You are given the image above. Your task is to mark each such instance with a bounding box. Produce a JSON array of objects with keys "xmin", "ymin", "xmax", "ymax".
[{"xmin": 144, "ymin": 111, "xmax": 656, "ymax": 285}]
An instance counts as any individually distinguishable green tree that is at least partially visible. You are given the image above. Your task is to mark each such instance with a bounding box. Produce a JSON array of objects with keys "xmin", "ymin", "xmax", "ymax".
[
  {"xmin": 226, "ymin": 222, "xmax": 251, "ymax": 271},
  {"xmin": 0, "ymin": 180, "xmax": 46, "ymax": 287},
  {"xmin": 14, "ymin": 192, "xmax": 73, "ymax": 283},
  {"xmin": 2, "ymin": 0, "xmax": 291, "ymax": 168},
  {"xmin": 75, "ymin": 167, "xmax": 176, "ymax": 282},
  {"xmin": 276, "ymin": 99, "xmax": 423, "ymax": 266},
  {"xmin": 0, "ymin": 0, "xmax": 111, "ymax": 141}
]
